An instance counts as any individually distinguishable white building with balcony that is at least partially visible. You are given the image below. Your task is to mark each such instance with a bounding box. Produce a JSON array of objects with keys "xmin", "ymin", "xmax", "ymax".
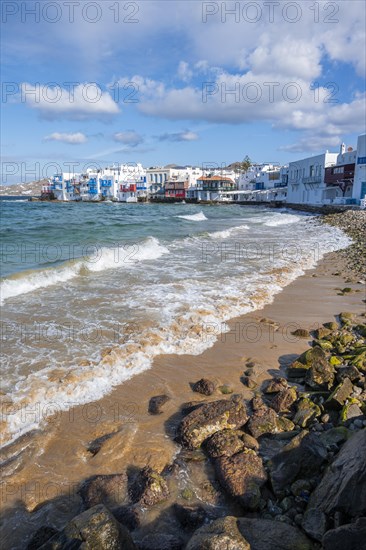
[
  {"xmin": 353, "ymin": 134, "xmax": 366, "ymax": 205},
  {"xmin": 50, "ymin": 173, "xmax": 81, "ymax": 201},
  {"xmin": 287, "ymin": 152, "xmax": 338, "ymax": 205}
]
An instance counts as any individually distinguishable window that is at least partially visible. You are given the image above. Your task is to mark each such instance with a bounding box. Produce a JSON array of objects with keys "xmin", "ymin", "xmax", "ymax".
[
  {"xmin": 309, "ymin": 165, "xmax": 315, "ymax": 177},
  {"xmin": 357, "ymin": 157, "xmax": 366, "ymax": 164},
  {"xmin": 333, "ymin": 166, "xmax": 344, "ymax": 174}
]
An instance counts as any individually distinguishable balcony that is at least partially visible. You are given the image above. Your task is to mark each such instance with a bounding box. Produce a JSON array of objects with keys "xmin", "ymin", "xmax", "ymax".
[
  {"xmin": 302, "ymin": 176, "xmax": 322, "ymax": 185},
  {"xmin": 100, "ymin": 180, "xmax": 112, "ymax": 187}
]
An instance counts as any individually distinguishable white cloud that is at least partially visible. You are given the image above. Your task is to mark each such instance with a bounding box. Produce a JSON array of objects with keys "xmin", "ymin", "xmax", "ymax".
[
  {"xmin": 44, "ymin": 132, "xmax": 87, "ymax": 144},
  {"xmin": 158, "ymin": 130, "xmax": 199, "ymax": 142},
  {"xmin": 279, "ymin": 135, "xmax": 342, "ymax": 154},
  {"xmin": 116, "ymin": 71, "xmax": 365, "ymax": 143},
  {"xmin": 177, "ymin": 61, "xmax": 193, "ymax": 82},
  {"xmin": 21, "ymin": 83, "xmax": 120, "ymax": 120},
  {"xmin": 113, "ymin": 131, "xmax": 144, "ymax": 146}
]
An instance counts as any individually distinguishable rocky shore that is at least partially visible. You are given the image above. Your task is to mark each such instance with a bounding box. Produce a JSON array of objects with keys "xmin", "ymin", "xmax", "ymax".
[
  {"xmin": 320, "ymin": 210, "xmax": 366, "ymax": 279},
  {"xmin": 21, "ymin": 307, "xmax": 366, "ymax": 550}
]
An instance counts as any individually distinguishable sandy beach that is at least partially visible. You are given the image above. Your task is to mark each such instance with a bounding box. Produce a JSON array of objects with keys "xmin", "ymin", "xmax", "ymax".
[{"xmin": 1, "ymin": 208, "xmax": 365, "ymax": 549}]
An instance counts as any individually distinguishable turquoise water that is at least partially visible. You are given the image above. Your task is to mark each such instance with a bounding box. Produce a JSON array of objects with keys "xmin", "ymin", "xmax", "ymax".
[{"xmin": 0, "ymin": 201, "xmax": 351, "ymax": 445}]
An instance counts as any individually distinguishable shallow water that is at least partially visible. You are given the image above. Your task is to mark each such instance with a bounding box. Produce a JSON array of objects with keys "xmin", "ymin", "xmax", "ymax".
[{"xmin": 0, "ymin": 201, "xmax": 351, "ymax": 445}]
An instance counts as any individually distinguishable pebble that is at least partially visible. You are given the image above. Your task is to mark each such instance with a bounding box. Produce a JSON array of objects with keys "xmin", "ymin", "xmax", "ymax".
[{"xmin": 321, "ymin": 413, "xmax": 330, "ymax": 423}]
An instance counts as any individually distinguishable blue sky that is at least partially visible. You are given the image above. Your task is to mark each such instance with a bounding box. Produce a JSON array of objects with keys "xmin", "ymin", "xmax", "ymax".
[{"xmin": 1, "ymin": 0, "xmax": 365, "ymax": 184}]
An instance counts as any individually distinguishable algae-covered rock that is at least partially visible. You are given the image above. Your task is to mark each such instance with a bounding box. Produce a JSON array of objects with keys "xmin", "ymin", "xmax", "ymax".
[
  {"xmin": 186, "ymin": 516, "xmax": 250, "ymax": 550},
  {"xmin": 314, "ymin": 327, "xmax": 333, "ymax": 340},
  {"xmin": 313, "ymin": 339, "xmax": 333, "ymax": 351},
  {"xmin": 305, "ymin": 356, "xmax": 335, "ymax": 390},
  {"xmin": 263, "ymin": 377, "xmax": 288, "ymax": 394},
  {"xmin": 178, "ymin": 395, "xmax": 248, "ymax": 449},
  {"xmin": 247, "ymin": 406, "xmax": 291, "ymax": 438},
  {"xmin": 215, "ymin": 449, "xmax": 267, "ymax": 510},
  {"xmin": 293, "ymin": 398, "xmax": 321, "ymax": 427},
  {"xmin": 340, "ymin": 398, "xmax": 364, "ymax": 422},
  {"xmin": 291, "ymin": 329, "xmax": 310, "ymax": 338},
  {"xmin": 329, "ymin": 355, "xmax": 342, "ymax": 366},
  {"xmin": 287, "ymin": 361, "xmax": 311, "ymax": 379},
  {"xmin": 323, "ymin": 322, "xmax": 339, "ymax": 331},
  {"xmin": 325, "ymin": 378, "xmax": 353, "ymax": 409},
  {"xmin": 205, "ymin": 429, "xmax": 244, "ymax": 458},
  {"xmin": 129, "ymin": 466, "xmax": 169, "ymax": 507},
  {"xmin": 339, "ymin": 312, "xmax": 355, "ymax": 325},
  {"xmin": 270, "ymin": 387, "xmax": 297, "ymax": 413},
  {"xmin": 39, "ymin": 504, "xmax": 137, "ymax": 550}
]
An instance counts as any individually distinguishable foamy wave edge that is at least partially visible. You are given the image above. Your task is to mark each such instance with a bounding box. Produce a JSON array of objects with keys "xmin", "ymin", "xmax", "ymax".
[{"xmin": 0, "ymin": 236, "xmax": 169, "ymax": 303}]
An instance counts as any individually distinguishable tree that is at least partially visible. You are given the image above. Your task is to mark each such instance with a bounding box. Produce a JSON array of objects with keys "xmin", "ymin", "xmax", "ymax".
[{"xmin": 240, "ymin": 155, "xmax": 252, "ymax": 173}]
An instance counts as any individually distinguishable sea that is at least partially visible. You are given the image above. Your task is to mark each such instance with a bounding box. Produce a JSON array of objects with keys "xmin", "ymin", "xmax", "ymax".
[{"xmin": 0, "ymin": 200, "xmax": 352, "ymax": 446}]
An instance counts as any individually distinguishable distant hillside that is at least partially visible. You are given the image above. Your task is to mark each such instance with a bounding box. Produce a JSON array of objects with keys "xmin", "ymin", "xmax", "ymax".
[{"xmin": 0, "ymin": 179, "xmax": 48, "ymax": 196}]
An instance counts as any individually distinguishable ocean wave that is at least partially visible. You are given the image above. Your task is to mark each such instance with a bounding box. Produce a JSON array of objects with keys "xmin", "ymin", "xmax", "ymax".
[
  {"xmin": 264, "ymin": 213, "xmax": 302, "ymax": 227},
  {"xmin": 209, "ymin": 224, "xmax": 250, "ymax": 239},
  {"xmin": 0, "ymin": 237, "xmax": 169, "ymax": 302},
  {"xmin": 176, "ymin": 211, "xmax": 208, "ymax": 221}
]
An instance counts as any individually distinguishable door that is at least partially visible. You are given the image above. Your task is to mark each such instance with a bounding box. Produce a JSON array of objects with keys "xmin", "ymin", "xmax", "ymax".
[{"xmin": 361, "ymin": 181, "xmax": 366, "ymax": 199}]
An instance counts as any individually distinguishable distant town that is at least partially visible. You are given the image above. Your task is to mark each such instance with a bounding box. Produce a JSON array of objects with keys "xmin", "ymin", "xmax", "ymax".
[{"xmin": 3, "ymin": 134, "xmax": 366, "ymax": 208}]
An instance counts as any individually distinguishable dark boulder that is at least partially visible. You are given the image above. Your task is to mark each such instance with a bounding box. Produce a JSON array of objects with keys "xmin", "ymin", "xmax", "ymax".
[
  {"xmin": 148, "ymin": 394, "xmax": 170, "ymax": 414},
  {"xmin": 247, "ymin": 405, "xmax": 294, "ymax": 438},
  {"xmin": 263, "ymin": 377, "xmax": 288, "ymax": 394},
  {"xmin": 39, "ymin": 504, "xmax": 137, "ymax": 549},
  {"xmin": 27, "ymin": 527, "xmax": 58, "ymax": 550},
  {"xmin": 269, "ymin": 431, "xmax": 327, "ymax": 497},
  {"xmin": 325, "ymin": 377, "xmax": 353, "ymax": 409},
  {"xmin": 139, "ymin": 533, "xmax": 183, "ymax": 550},
  {"xmin": 270, "ymin": 387, "xmax": 297, "ymax": 413},
  {"xmin": 192, "ymin": 378, "xmax": 216, "ymax": 396},
  {"xmin": 237, "ymin": 517, "xmax": 313, "ymax": 550},
  {"xmin": 186, "ymin": 516, "xmax": 250, "ymax": 550},
  {"xmin": 322, "ymin": 517, "xmax": 366, "ymax": 550},
  {"xmin": 205, "ymin": 429, "xmax": 245, "ymax": 458},
  {"xmin": 173, "ymin": 504, "xmax": 217, "ymax": 530},
  {"xmin": 111, "ymin": 505, "xmax": 141, "ymax": 530},
  {"xmin": 215, "ymin": 449, "xmax": 267, "ymax": 510},
  {"xmin": 305, "ymin": 354, "xmax": 335, "ymax": 390},
  {"xmin": 78, "ymin": 473, "xmax": 129, "ymax": 509},
  {"xmin": 129, "ymin": 466, "xmax": 169, "ymax": 507},
  {"xmin": 302, "ymin": 430, "xmax": 366, "ymax": 541}
]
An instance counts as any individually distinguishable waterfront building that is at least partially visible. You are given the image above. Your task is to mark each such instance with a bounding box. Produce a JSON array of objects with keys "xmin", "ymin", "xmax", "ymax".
[
  {"xmin": 287, "ymin": 152, "xmax": 338, "ymax": 205},
  {"xmin": 191, "ymin": 175, "xmax": 237, "ymax": 202}
]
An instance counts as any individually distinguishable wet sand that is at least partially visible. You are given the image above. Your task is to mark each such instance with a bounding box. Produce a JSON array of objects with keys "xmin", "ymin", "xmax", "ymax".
[{"xmin": 0, "ymin": 250, "xmax": 365, "ymax": 547}]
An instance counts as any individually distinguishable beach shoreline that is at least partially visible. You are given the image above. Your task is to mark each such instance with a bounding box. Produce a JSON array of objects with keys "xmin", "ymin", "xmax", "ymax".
[{"xmin": 0, "ymin": 211, "xmax": 365, "ymax": 549}]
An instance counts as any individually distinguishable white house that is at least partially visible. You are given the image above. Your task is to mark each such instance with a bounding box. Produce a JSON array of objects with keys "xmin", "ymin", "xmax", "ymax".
[
  {"xmin": 353, "ymin": 134, "xmax": 366, "ymax": 204},
  {"xmin": 287, "ymin": 152, "xmax": 338, "ymax": 205},
  {"xmin": 50, "ymin": 172, "xmax": 80, "ymax": 201}
]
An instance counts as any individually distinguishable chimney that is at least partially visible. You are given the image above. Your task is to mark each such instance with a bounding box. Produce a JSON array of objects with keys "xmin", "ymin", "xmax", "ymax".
[{"xmin": 340, "ymin": 142, "xmax": 346, "ymax": 154}]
